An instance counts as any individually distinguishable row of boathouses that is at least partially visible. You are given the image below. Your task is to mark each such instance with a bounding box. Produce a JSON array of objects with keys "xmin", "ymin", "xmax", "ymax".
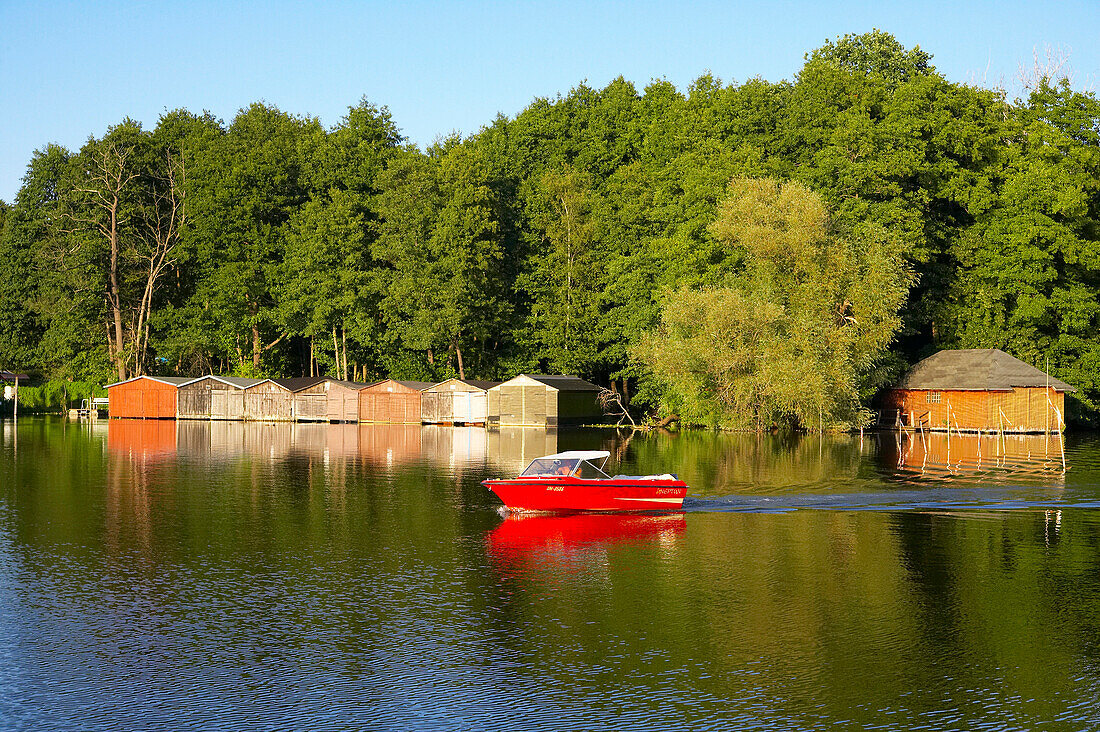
[
  {"xmin": 102, "ymin": 349, "xmax": 1075, "ymax": 432},
  {"xmin": 105, "ymin": 374, "xmax": 604, "ymax": 427}
]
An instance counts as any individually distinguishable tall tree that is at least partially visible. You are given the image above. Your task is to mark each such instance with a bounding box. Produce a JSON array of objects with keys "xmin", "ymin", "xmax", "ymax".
[
  {"xmin": 186, "ymin": 103, "xmax": 320, "ymax": 373},
  {"xmin": 636, "ymin": 178, "xmax": 912, "ymax": 429},
  {"xmin": 519, "ymin": 166, "xmax": 601, "ymax": 375},
  {"xmin": 47, "ymin": 122, "xmax": 189, "ymax": 380},
  {"xmin": 375, "ymin": 142, "xmax": 510, "ymax": 379},
  {"xmin": 938, "ymin": 79, "xmax": 1100, "ymax": 417}
]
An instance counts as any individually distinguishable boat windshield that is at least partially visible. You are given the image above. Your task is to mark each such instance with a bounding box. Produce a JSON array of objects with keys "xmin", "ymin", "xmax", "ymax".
[
  {"xmin": 520, "ymin": 458, "xmax": 611, "ymax": 479},
  {"xmin": 521, "ymin": 458, "xmax": 578, "ymax": 476}
]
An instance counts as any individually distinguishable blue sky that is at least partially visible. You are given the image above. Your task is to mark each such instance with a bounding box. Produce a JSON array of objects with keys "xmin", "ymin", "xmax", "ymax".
[{"xmin": 1, "ymin": 0, "xmax": 1098, "ymax": 203}]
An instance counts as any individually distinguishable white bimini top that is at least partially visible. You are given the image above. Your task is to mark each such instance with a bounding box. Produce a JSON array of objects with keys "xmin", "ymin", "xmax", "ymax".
[{"xmin": 535, "ymin": 451, "xmax": 611, "ymax": 462}]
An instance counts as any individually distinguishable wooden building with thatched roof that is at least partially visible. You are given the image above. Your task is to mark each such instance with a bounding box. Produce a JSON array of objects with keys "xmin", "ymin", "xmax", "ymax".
[
  {"xmin": 422, "ymin": 378, "xmax": 500, "ymax": 425},
  {"xmin": 487, "ymin": 375, "xmax": 603, "ymax": 427},
  {"xmin": 881, "ymin": 349, "xmax": 1074, "ymax": 433}
]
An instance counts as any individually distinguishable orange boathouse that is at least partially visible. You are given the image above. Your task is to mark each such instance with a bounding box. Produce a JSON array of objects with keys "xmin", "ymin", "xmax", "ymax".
[
  {"xmin": 881, "ymin": 349, "xmax": 1074, "ymax": 433},
  {"xmin": 106, "ymin": 376, "xmax": 193, "ymax": 419}
]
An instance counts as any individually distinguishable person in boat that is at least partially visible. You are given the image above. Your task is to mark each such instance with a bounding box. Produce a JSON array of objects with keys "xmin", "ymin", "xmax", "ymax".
[{"xmin": 553, "ymin": 460, "xmax": 572, "ymax": 476}]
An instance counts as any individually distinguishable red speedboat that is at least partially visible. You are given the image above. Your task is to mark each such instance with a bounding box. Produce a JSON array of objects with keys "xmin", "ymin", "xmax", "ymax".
[{"xmin": 482, "ymin": 450, "xmax": 688, "ymax": 512}]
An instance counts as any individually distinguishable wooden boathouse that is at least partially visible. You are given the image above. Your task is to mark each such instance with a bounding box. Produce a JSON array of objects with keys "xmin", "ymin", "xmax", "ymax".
[
  {"xmin": 285, "ymin": 377, "xmax": 371, "ymax": 423},
  {"xmin": 177, "ymin": 376, "xmax": 261, "ymax": 420},
  {"xmin": 243, "ymin": 379, "xmax": 295, "ymax": 421},
  {"xmin": 487, "ymin": 375, "xmax": 602, "ymax": 427},
  {"xmin": 881, "ymin": 349, "xmax": 1074, "ymax": 433},
  {"xmin": 359, "ymin": 380, "xmax": 435, "ymax": 423},
  {"xmin": 422, "ymin": 379, "xmax": 500, "ymax": 425},
  {"xmin": 106, "ymin": 375, "xmax": 193, "ymax": 419}
]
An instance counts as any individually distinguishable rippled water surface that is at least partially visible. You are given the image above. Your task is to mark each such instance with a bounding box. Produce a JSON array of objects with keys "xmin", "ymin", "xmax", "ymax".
[{"xmin": 2, "ymin": 418, "xmax": 1100, "ymax": 730}]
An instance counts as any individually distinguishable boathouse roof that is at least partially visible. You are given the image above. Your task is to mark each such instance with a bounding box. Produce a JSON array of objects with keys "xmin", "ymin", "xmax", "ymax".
[
  {"xmin": 525, "ymin": 375, "xmax": 601, "ymax": 392},
  {"xmin": 392, "ymin": 380, "xmax": 437, "ymax": 391},
  {"xmin": 894, "ymin": 349, "xmax": 1075, "ymax": 393},
  {"xmin": 104, "ymin": 375, "xmax": 195, "ymax": 388},
  {"xmin": 428, "ymin": 378, "xmax": 501, "ymax": 392},
  {"xmin": 273, "ymin": 376, "xmax": 327, "ymax": 392}
]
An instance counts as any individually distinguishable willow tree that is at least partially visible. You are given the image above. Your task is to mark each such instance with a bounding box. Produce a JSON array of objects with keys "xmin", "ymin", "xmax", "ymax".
[{"xmin": 636, "ymin": 178, "xmax": 912, "ymax": 430}]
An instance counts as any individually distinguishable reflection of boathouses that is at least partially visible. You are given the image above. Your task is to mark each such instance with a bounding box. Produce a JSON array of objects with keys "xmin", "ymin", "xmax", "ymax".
[
  {"xmin": 112, "ymin": 418, "xmax": 561, "ymax": 472},
  {"xmin": 882, "ymin": 431, "xmax": 1067, "ymax": 479}
]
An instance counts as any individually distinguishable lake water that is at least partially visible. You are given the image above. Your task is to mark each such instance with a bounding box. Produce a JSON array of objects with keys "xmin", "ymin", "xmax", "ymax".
[{"xmin": 1, "ymin": 418, "xmax": 1099, "ymax": 731}]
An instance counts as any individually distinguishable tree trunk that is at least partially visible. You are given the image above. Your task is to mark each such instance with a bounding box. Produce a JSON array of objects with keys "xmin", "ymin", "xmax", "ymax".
[
  {"xmin": 252, "ymin": 323, "xmax": 262, "ymax": 369},
  {"xmin": 65, "ymin": 143, "xmax": 138, "ymax": 381},
  {"xmin": 341, "ymin": 325, "xmax": 348, "ymax": 381},
  {"xmin": 250, "ymin": 301, "xmax": 262, "ymax": 370},
  {"xmin": 455, "ymin": 343, "xmax": 465, "ymax": 380},
  {"xmin": 108, "ymin": 199, "xmax": 126, "ymax": 381},
  {"xmin": 332, "ymin": 325, "xmax": 339, "ymax": 378},
  {"xmin": 653, "ymin": 413, "xmax": 680, "ymax": 429},
  {"xmin": 310, "ymin": 336, "xmax": 315, "ymax": 378},
  {"xmin": 132, "ymin": 150, "xmax": 186, "ymax": 379}
]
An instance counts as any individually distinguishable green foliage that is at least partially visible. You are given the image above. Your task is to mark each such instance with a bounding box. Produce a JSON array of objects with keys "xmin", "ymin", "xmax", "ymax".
[
  {"xmin": 636, "ymin": 179, "xmax": 912, "ymax": 430},
  {"xmin": 935, "ymin": 79, "xmax": 1100, "ymax": 422},
  {"xmin": 519, "ymin": 166, "xmax": 601, "ymax": 374},
  {"xmin": 807, "ymin": 29, "xmax": 934, "ymax": 86},
  {"xmin": 12, "ymin": 380, "xmax": 106, "ymax": 411},
  {"xmin": 0, "ymin": 31, "xmax": 1098, "ymax": 427}
]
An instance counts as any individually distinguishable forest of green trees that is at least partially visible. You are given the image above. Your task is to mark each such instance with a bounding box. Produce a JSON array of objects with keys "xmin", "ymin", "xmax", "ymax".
[{"xmin": 1, "ymin": 31, "xmax": 1098, "ymax": 429}]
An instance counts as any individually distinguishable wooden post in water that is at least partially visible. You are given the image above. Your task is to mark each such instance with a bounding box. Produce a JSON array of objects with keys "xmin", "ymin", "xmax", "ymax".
[
  {"xmin": 1046, "ymin": 361, "xmax": 1051, "ymax": 437},
  {"xmin": 12, "ymin": 376, "xmax": 17, "ymax": 419},
  {"xmin": 946, "ymin": 400, "xmax": 951, "ymax": 468},
  {"xmin": 1045, "ymin": 390, "xmax": 1066, "ymax": 472}
]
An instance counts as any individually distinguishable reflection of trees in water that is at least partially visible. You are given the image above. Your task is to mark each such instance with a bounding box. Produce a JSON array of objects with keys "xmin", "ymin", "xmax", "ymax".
[
  {"xmin": 8, "ymin": 421, "xmax": 1100, "ymax": 728},
  {"xmin": 601, "ymin": 430, "xmax": 872, "ymax": 492},
  {"xmin": 482, "ymin": 506, "xmax": 1100, "ymax": 727},
  {"xmin": 888, "ymin": 509, "xmax": 1100, "ymax": 720}
]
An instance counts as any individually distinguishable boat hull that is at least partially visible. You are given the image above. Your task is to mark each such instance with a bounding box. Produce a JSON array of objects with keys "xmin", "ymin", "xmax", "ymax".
[{"xmin": 482, "ymin": 476, "xmax": 687, "ymax": 512}]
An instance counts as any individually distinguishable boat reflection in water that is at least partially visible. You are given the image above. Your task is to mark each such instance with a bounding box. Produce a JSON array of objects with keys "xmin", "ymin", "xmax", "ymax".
[{"xmin": 485, "ymin": 512, "xmax": 685, "ymax": 578}]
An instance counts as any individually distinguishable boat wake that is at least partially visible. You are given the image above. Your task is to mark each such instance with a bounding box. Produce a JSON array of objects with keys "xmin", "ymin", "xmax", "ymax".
[{"xmin": 682, "ymin": 488, "xmax": 1100, "ymax": 514}]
